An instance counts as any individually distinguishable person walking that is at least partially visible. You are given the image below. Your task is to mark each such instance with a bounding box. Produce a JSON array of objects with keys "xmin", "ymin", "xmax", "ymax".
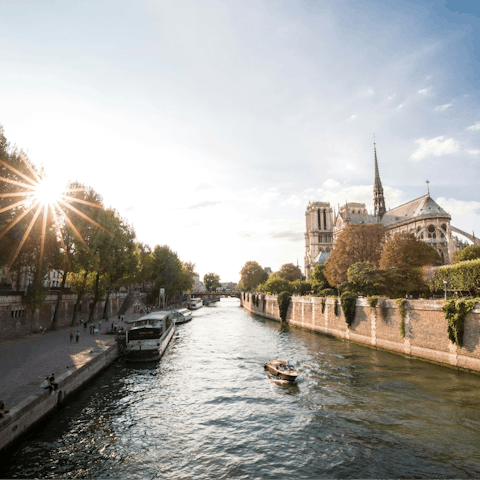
[
  {"xmin": 83, "ymin": 318, "xmax": 87, "ymax": 330},
  {"xmin": 69, "ymin": 331, "xmax": 74, "ymax": 343},
  {"xmin": 75, "ymin": 331, "xmax": 80, "ymax": 343},
  {"xmin": 99, "ymin": 319, "xmax": 102, "ymax": 332}
]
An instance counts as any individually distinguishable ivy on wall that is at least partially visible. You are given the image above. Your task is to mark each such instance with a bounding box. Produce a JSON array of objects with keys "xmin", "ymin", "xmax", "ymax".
[
  {"xmin": 321, "ymin": 297, "xmax": 326, "ymax": 314},
  {"xmin": 278, "ymin": 291, "xmax": 292, "ymax": 323},
  {"xmin": 442, "ymin": 298, "xmax": 480, "ymax": 348},
  {"xmin": 396, "ymin": 298, "xmax": 406, "ymax": 338},
  {"xmin": 341, "ymin": 292, "xmax": 357, "ymax": 328},
  {"xmin": 368, "ymin": 296, "xmax": 380, "ymax": 310}
]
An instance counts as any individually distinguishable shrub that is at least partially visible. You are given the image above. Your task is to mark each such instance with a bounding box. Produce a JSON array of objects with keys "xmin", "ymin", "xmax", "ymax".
[
  {"xmin": 321, "ymin": 297, "xmax": 326, "ymax": 313},
  {"xmin": 442, "ymin": 298, "xmax": 480, "ymax": 348},
  {"xmin": 318, "ymin": 288, "xmax": 336, "ymax": 297},
  {"xmin": 278, "ymin": 291, "xmax": 292, "ymax": 323},
  {"xmin": 431, "ymin": 259, "xmax": 480, "ymax": 296},
  {"xmin": 334, "ymin": 299, "xmax": 339, "ymax": 316},
  {"xmin": 341, "ymin": 292, "xmax": 357, "ymax": 328}
]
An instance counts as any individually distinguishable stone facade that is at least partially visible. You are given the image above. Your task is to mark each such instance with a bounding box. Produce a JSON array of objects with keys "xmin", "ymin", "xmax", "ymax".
[
  {"xmin": 241, "ymin": 294, "xmax": 480, "ymax": 374},
  {"xmin": 304, "ymin": 202, "xmax": 334, "ymax": 278}
]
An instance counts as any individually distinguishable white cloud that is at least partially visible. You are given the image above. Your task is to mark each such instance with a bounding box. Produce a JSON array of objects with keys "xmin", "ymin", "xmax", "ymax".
[
  {"xmin": 436, "ymin": 197, "xmax": 480, "ymax": 216},
  {"xmin": 410, "ymin": 136, "xmax": 460, "ymax": 161},
  {"xmin": 468, "ymin": 149, "xmax": 480, "ymax": 155},
  {"xmin": 467, "ymin": 122, "xmax": 480, "ymax": 131},
  {"xmin": 397, "ymin": 102, "xmax": 405, "ymax": 109},
  {"xmin": 362, "ymin": 89, "xmax": 374, "ymax": 96},
  {"xmin": 387, "ymin": 93, "xmax": 396, "ymax": 100},
  {"xmin": 322, "ymin": 179, "xmax": 340, "ymax": 189},
  {"xmin": 418, "ymin": 88, "xmax": 432, "ymax": 95},
  {"xmin": 434, "ymin": 103, "xmax": 452, "ymax": 111},
  {"xmin": 348, "ymin": 114, "xmax": 357, "ymax": 121}
]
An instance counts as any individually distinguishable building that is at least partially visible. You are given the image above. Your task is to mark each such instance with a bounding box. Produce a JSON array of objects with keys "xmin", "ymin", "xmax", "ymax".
[
  {"xmin": 304, "ymin": 202, "xmax": 334, "ymax": 279},
  {"xmin": 305, "ymin": 143, "xmax": 478, "ymax": 279}
]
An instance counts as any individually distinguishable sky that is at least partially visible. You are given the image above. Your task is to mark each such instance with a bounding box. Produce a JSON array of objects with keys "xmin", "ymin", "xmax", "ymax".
[{"xmin": 1, "ymin": 0, "xmax": 479, "ymax": 282}]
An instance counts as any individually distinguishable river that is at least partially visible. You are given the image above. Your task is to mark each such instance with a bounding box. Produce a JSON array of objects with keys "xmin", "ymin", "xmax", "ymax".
[{"xmin": 2, "ymin": 297, "xmax": 480, "ymax": 479}]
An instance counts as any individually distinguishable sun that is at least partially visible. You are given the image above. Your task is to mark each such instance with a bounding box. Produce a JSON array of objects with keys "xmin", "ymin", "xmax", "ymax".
[{"xmin": 33, "ymin": 176, "xmax": 65, "ymax": 206}]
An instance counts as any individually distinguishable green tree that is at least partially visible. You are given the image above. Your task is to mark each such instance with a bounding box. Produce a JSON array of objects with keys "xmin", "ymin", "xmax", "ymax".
[
  {"xmin": 239, "ymin": 261, "xmax": 269, "ymax": 291},
  {"xmin": 325, "ymin": 224, "xmax": 386, "ymax": 286},
  {"xmin": 452, "ymin": 245, "xmax": 480, "ymax": 264},
  {"xmin": 204, "ymin": 272, "xmax": 221, "ymax": 292},
  {"xmin": 310, "ymin": 264, "xmax": 330, "ymax": 292},
  {"xmin": 291, "ymin": 279, "xmax": 312, "ymax": 295},
  {"xmin": 258, "ymin": 274, "xmax": 292, "ymax": 294},
  {"xmin": 277, "ymin": 263, "xmax": 302, "ymax": 281}
]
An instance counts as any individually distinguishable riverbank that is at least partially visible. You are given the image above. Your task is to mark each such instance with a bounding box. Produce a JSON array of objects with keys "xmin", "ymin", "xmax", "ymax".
[
  {"xmin": 241, "ymin": 294, "xmax": 480, "ymax": 374},
  {"xmin": 0, "ymin": 313, "xmax": 144, "ymax": 452}
]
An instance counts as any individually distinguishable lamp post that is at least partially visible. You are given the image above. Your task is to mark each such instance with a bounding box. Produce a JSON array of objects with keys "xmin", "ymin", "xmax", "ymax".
[{"xmin": 443, "ymin": 279, "xmax": 448, "ymax": 301}]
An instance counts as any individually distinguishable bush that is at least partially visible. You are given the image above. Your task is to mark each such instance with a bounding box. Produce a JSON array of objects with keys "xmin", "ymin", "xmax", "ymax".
[
  {"xmin": 341, "ymin": 292, "xmax": 357, "ymax": 328},
  {"xmin": 431, "ymin": 259, "xmax": 480, "ymax": 296},
  {"xmin": 442, "ymin": 298, "xmax": 480, "ymax": 348},
  {"xmin": 278, "ymin": 291, "xmax": 292, "ymax": 323},
  {"xmin": 321, "ymin": 297, "xmax": 326, "ymax": 313}
]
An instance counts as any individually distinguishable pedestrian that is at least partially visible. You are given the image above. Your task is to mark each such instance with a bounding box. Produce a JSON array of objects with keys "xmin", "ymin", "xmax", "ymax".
[
  {"xmin": 0, "ymin": 400, "xmax": 10, "ymax": 418},
  {"xmin": 83, "ymin": 318, "xmax": 87, "ymax": 330},
  {"xmin": 75, "ymin": 331, "xmax": 80, "ymax": 343},
  {"xmin": 69, "ymin": 330, "xmax": 74, "ymax": 343},
  {"xmin": 48, "ymin": 374, "xmax": 58, "ymax": 395},
  {"xmin": 99, "ymin": 320, "xmax": 102, "ymax": 331}
]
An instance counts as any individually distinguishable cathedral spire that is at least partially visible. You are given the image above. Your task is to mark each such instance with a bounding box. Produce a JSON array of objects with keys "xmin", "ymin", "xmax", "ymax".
[{"xmin": 373, "ymin": 140, "xmax": 386, "ymax": 218}]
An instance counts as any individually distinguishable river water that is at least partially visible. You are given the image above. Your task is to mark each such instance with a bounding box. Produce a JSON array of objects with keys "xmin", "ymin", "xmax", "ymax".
[{"xmin": 3, "ymin": 298, "xmax": 480, "ymax": 479}]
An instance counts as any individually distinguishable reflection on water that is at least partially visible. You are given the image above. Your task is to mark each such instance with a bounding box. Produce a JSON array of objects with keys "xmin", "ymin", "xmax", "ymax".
[{"xmin": 3, "ymin": 298, "xmax": 480, "ymax": 479}]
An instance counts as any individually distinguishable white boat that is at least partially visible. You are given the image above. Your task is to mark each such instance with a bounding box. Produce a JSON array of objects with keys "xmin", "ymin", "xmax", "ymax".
[
  {"xmin": 188, "ymin": 298, "xmax": 203, "ymax": 310},
  {"xmin": 125, "ymin": 311, "xmax": 176, "ymax": 363},
  {"xmin": 175, "ymin": 308, "xmax": 192, "ymax": 324}
]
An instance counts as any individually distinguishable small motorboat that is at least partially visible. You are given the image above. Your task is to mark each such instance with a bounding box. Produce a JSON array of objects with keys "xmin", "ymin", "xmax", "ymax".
[{"xmin": 264, "ymin": 360, "xmax": 299, "ymax": 381}]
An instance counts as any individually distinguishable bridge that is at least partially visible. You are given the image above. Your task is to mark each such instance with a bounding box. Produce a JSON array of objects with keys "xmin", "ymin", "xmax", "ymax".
[{"xmin": 190, "ymin": 291, "xmax": 242, "ymax": 299}]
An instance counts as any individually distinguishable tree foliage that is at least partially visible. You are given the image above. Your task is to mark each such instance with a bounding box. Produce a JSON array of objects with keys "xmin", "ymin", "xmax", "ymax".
[
  {"xmin": 239, "ymin": 261, "xmax": 269, "ymax": 291},
  {"xmin": 430, "ymin": 259, "xmax": 480, "ymax": 296},
  {"xmin": 325, "ymin": 224, "xmax": 386, "ymax": 286},
  {"xmin": 380, "ymin": 232, "xmax": 441, "ymax": 270},
  {"xmin": 204, "ymin": 272, "xmax": 221, "ymax": 292},
  {"xmin": 277, "ymin": 263, "xmax": 302, "ymax": 281},
  {"xmin": 452, "ymin": 245, "xmax": 480, "ymax": 264},
  {"xmin": 310, "ymin": 263, "xmax": 330, "ymax": 292}
]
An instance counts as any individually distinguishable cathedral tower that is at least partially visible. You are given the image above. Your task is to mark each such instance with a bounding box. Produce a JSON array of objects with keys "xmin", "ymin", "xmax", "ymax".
[{"xmin": 373, "ymin": 142, "xmax": 386, "ymax": 218}]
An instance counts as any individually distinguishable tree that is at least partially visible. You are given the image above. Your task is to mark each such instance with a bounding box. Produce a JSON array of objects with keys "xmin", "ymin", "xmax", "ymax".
[
  {"xmin": 291, "ymin": 279, "xmax": 312, "ymax": 295},
  {"xmin": 258, "ymin": 274, "xmax": 292, "ymax": 294},
  {"xmin": 204, "ymin": 272, "xmax": 221, "ymax": 292},
  {"xmin": 239, "ymin": 261, "xmax": 269, "ymax": 291},
  {"xmin": 380, "ymin": 232, "xmax": 441, "ymax": 270},
  {"xmin": 310, "ymin": 264, "xmax": 330, "ymax": 292},
  {"xmin": 345, "ymin": 262, "xmax": 383, "ymax": 296},
  {"xmin": 453, "ymin": 245, "xmax": 480, "ymax": 264},
  {"xmin": 277, "ymin": 263, "xmax": 302, "ymax": 281},
  {"xmin": 325, "ymin": 224, "xmax": 387, "ymax": 286}
]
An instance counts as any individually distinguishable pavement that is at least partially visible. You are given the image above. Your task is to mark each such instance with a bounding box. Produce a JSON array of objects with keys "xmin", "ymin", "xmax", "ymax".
[{"xmin": 0, "ymin": 312, "xmax": 146, "ymax": 410}]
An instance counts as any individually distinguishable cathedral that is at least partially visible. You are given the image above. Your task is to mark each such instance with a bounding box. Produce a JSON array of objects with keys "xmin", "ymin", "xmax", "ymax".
[{"xmin": 304, "ymin": 144, "xmax": 477, "ymax": 279}]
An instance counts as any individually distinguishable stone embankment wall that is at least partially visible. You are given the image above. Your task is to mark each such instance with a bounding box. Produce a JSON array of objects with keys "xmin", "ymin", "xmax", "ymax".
[
  {"xmin": 0, "ymin": 343, "xmax": 119, "ymax": 452},
  {"xmin": 0, "ymin": 292, "xmax": 148, "ymax": 342},
  {"xmin": 241, "ymin": 294, "xmax": 480, "ymax": 374}
]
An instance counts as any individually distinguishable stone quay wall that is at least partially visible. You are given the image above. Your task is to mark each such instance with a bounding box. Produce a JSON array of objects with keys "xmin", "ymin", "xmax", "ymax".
[
  {"xmin": 0, "ymin": 292, "xmax": 148, "ymax": 342},
  {"xmin": 0, "ymin": 343, "xmax": 119, "ymax": 452},
  {"xmin": 241, "ymin": 294, "xmax": 480, "ymax": 374}
]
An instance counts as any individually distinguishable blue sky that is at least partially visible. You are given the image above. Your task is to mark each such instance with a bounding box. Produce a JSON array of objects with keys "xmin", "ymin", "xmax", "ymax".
[{"xmin": 1, "ymin": 0, "xmax": 479, "ymax": 281}]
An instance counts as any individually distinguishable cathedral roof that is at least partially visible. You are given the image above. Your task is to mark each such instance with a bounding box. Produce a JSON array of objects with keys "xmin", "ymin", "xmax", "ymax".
[{"xmin": 385, "ymin": 194, "xmax": 448, "ymax": 220}]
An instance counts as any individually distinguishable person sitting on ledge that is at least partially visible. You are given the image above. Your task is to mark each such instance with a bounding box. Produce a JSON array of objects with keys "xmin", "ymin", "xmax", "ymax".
[{"xmin": 0, "ymin": 400, "xmax": 9, "ymax": 418}]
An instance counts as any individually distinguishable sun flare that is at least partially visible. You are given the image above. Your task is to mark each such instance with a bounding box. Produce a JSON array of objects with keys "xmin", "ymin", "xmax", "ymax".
[{"xmin": 33, "ymin": 176, "xmax": 65, "ymax": 206}]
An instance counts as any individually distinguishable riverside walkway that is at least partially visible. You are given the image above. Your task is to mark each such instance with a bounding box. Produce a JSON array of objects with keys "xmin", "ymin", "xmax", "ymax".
[{"xmin": 0, "ymin": 313, "xmax": 143, "ymax": 411}]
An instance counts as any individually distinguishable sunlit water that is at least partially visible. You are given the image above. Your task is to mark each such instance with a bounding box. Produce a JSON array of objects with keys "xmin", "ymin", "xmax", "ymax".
[{"xmin": 3, "ymin": 298, "xmax": 480, "ymax": 479}]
